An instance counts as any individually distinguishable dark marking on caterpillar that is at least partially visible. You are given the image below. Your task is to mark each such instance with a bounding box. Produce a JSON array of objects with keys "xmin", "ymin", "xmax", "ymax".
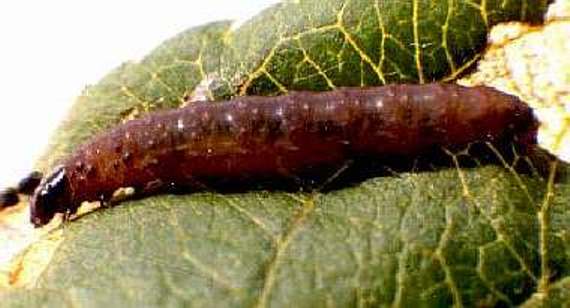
[
  {"xmin": 0, "ymin": 187, "xmax": 19, "ymax": 208},
  {"xmin": 29, "ymin": 83, "xmax": 538, "ymax": 227},
  {"xmin": 0, "ymin": 171, "xmax": 43, "ymax": 208},
  {"xmin": 18, "ymin": 171, "xmax": 43, "ymax": 195}
]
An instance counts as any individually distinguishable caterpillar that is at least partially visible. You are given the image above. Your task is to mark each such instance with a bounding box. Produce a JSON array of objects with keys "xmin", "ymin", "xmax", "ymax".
[{"xmin": 23, "ymin": 83, "xmax": 537, "ymax": 227}]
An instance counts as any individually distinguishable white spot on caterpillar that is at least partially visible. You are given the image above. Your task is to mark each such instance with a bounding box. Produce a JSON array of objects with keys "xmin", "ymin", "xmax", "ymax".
[
  {"xmin": 225, "ymin": 113, "xmax": 234, "ymax": 122},
  {"xmin": 177, "ymin": 119, "xmax": 185, "ymax": 131},
  {"xmin": 422, "ymin": 93, "xmax": 435, "ymax": 101},
  {"xmin": 375, "ymin": 99, "xmax": 384, "ymax": 109}
]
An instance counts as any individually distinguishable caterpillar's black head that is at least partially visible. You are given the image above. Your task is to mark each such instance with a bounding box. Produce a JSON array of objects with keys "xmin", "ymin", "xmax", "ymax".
[{"xmin": 30, "ymin": 166, "xmax": 72, "ymax": 227}]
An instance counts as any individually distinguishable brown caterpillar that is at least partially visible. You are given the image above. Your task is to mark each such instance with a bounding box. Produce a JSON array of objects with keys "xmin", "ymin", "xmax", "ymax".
[{"xmin": 29, "ymin": 84, "xmax": 538, "ymax": 227}]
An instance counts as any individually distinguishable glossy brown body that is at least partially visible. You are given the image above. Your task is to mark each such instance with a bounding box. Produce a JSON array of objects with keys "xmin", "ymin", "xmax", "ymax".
[{"xmin": 30, "ymin": 84, "xmax": 538, "ymax": 226}]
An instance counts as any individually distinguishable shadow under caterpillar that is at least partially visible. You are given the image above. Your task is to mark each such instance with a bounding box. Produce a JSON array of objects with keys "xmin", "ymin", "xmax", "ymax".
[{"xmin": 3, "ymin": 83, "xmax": 541, "ymax": 227}]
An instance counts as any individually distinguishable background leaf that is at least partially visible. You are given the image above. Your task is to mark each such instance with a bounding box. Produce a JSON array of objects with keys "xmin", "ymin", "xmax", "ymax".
[{"xmin": 3, "ymin": 1, "xmax": 568, "ymax": 307}]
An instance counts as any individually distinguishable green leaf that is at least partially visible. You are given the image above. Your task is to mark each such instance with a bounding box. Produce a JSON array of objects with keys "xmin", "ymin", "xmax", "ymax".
[
  {"xmin": 4, "ymin": 1, "xmax": 567, "ymax": 307},
  {"xmin": 522, "ymin": 277, "xmax": 570, "ymax": 307}
]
